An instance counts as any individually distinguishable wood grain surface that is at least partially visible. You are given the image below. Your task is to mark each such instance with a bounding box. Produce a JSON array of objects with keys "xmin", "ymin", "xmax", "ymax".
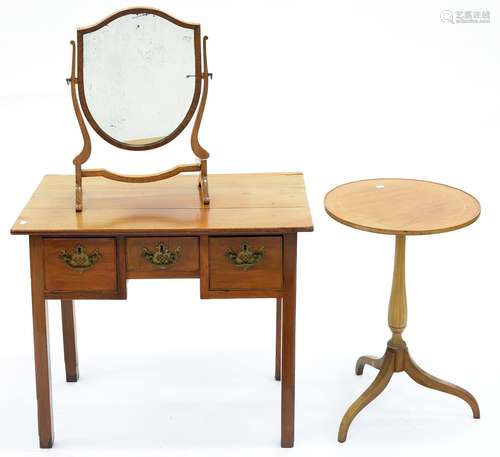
[
  {"xmin": 325, "ymin": 178, "xmax": 480, "ymax": 235},
  {"xmin": 11, "ymin": 173, "xmax": 313, "ymax": 235}
]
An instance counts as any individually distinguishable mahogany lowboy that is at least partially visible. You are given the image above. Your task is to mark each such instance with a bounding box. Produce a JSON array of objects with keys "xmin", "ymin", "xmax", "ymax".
[{"xmin": 11, "ymin": 172, "xmax": 313, "ymax": 448}]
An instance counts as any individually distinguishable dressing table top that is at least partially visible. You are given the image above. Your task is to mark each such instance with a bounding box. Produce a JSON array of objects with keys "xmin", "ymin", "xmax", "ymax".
[{"xmin": 11, "ymin": 172, "xmax": 313, "ymax": 236}]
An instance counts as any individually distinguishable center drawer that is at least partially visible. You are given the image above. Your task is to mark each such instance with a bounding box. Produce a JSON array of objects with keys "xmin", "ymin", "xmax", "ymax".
[{"xmin": 126, "ymin": 237, "xmax": 199, "ymax": 278}]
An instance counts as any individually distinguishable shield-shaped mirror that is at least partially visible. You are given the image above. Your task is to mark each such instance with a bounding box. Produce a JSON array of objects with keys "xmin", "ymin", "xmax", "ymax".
[
  {"xmin": 69, "ymin": 8, "xmax": 211, "ymax": 211},
  {"xmin": 78, "ymin": 10, "xmax": 201, "ymax": 149}
]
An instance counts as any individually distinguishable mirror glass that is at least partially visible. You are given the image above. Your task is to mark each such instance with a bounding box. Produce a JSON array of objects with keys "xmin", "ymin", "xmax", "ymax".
[{"xmin": 82, "ymin": 13, "xmax": 197, "ymax": 146}]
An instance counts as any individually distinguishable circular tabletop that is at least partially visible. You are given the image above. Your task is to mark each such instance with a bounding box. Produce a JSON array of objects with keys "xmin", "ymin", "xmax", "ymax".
[{"xmin": 324, "ymin": 179, "xmax": 480, "ymax": 235}]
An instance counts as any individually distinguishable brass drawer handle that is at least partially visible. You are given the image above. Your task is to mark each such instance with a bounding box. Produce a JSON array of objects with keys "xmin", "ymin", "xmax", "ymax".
[
  {"xmin": 59, "ymin": 245, "xmax": 100, "ymax": 272},
  {"xmin": 143, "ymin": 243, "xmax": 182, "ymax": 269},
  {"xmin": 226, "ymin": 243, "xmax": 265, "ymax": 270}
]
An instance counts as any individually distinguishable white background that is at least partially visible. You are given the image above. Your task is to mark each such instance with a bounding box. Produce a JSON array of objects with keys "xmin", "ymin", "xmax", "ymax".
[{"xmin": 1, "ymin": 1, "xmax": 498, "ymax": 456}]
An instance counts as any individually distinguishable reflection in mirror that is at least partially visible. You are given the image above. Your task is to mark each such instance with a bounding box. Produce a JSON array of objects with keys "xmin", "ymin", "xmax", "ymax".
[{"xmin": 82, "ymin": 13, "xmax": 196, "ymax": 146}]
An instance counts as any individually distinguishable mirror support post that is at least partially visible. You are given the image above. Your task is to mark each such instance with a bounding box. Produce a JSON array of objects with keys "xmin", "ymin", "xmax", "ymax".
[
  {"xmin": 191, "ymin": 36, "xmax": 211, "ymax": 205},
  {"xmin": 199, "ymin": 159, "xmax": 209, "ymax": 205},
  {"xmin": 68, "ymin": 40, "xmax": 91, "ymax": 212}
]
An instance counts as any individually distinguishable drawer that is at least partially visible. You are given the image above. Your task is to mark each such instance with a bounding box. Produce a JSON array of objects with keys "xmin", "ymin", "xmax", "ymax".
[
  {"xmin": 208, "ymin": 236, "xmax": 283, "ymax": 290},
  {"xmin": 44, "ymin": 238, "xmax": 117, "ymax": 293},
  {"xmin": 127, "ymin": 237, "xmax": 199, "ymax": 277}
]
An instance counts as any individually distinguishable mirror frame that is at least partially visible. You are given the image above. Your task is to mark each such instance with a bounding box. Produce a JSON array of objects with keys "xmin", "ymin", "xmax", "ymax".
[{"xmin": 76, "ymin": 7, "xmax": 202, "ymax": 151}]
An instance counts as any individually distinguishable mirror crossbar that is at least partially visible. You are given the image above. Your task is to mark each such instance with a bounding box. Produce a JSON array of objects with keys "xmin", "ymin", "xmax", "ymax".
[{"xmin": 81, "ymin": 164, "xmax": 201, "ymax": 183}]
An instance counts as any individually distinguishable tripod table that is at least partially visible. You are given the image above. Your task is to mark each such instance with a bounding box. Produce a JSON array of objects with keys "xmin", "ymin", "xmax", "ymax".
[{"xmin": 324, "ymin": 178, "xmax": 481, "ymax": 442}]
